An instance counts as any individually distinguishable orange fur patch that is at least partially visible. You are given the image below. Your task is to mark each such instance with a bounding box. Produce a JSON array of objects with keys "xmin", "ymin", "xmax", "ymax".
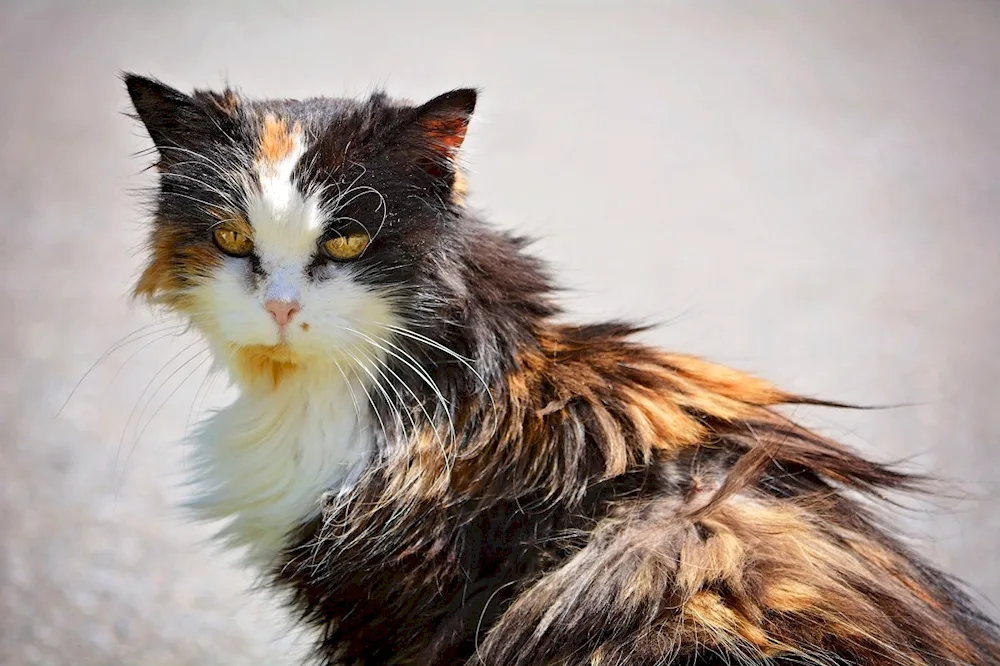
[
  {"xmin": 418, "ymin": 116, "xmax": 469, "ymax": 156},
  {"xmin": 517, "ymin": 334, "xmax": 786, "ymax": 479},
  {"xmin": 685, "ymin": 591, "xmax": 772, "ymax": 651},
  {"xmin": 257, "ymin": 115, "xmax": 298, "ymax": 167},
  {"xmin": 133, "ymin": 229, "xmax": 176, "ymax": 301},
  {"xmin": 384, "ymin": 427, "xmax": 453, "ymax": 502},
  {"xmin": 231, "ymin": 344, "xmax": 302, "ymax": 389},
  {"xmin": 404, "ymin": 326, "xmax": 805, "ymax": 499},
  {"xmin": 133, "ymin": 224, "xmax": 221, "ymax": 309},
  {"xmin": 451, "ymin": 169, "xmax": 468, "ymax": 206},
  {"xmin": 662, "ymin": 354, "xmax": 788, "ymax": 406}
]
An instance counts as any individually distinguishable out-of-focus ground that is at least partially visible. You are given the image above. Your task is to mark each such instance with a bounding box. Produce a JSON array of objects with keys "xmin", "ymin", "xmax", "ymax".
[{"xmin": 1, "ymin": 3, "xmax": 998, "ymax": 664}]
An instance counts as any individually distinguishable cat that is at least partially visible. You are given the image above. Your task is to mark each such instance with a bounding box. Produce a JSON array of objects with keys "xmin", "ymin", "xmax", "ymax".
[{"xmin": 123, "ymin": 73, "xmax": 1000, "ymax": 666}]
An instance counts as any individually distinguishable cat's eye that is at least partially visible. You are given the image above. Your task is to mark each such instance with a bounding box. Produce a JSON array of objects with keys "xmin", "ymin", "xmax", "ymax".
[
  {"xmin": 213, "ymin": 228, "xmax": 254, "ymax": 258},
  {"xmin": 322, "ymin": 232, "xmax": 370, "ymax": 261}
]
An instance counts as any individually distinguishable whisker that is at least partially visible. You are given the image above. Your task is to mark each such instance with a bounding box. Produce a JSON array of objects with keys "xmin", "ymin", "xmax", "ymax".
[
  {"xmin": 340, "ymin": 353, "xmax": 389, "ymax": 451},
  {"xmin": 385, "ymin": 323, "xmax": 496, "ymax": 412},
  {"xmin": 338, "ymin": 326, "xmax": 455, "ymax": 470},
  {"xmin": 160, "ymin": 190, "xmax": 228, "ymax": 212},
  {"xmin": 182, "ymin": 361, "xmax": 223, "ymax": 472},
  {"xmin": 57, "ymin": 319, "xmax": 185, "ymax": 416},
  {"xmin": 341, "ymin": 326, "xmax": 455, "ymax": 435},
  {"xmin": 115, "ymin": 339, "xmax": 205, "ymax": 469},
  {"xmin": 132, "ymin": 345, "xmax": 211, "ymax": 446},
  {"xmin": 124, "ymin": 349, "xmax": 212, "ymax": 477},
  {"xmin": 327, "ymin": 353, "xmax": 362, "ymax": 420},
  {"xmin": 354, "ymin": 345, "xmax": 418, "ymax": 434},
  {"xmin": 361, "ymin": 342, "xmax": 453, "ymax": 475},
  {"xmin": 156, "ymin": 144, "xmax": 244, "ymax": 185},
  {"xmin": 348, "ymin": 344, "xmax": 407, "ymax": 442},
  {"xmin": 383, "ymin": 323, "xmax": 474, "ymax": 364},
  {"xmin": 109, "ymin": 328, "xmax": 191, "ymax": 385},
  {"xmin": 184, "ymin": 358, "xmax": 222, "ymax": 439},
  {"xmin": 160, "ymin": 171, "xmax": 243, "ymax": 209}
]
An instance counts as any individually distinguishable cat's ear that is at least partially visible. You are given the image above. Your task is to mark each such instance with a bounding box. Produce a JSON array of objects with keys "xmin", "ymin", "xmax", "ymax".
[
  {"xmin": 123, "ymin": 73, "xmax": 233, "ymax": 159},
  {"xmin": 403, "ymin": 88, "xmax": 477, "ymax": 181}
]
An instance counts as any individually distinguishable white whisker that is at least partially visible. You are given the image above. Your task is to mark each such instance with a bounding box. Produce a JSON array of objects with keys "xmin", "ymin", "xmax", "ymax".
[
  {"xmin": 116, "ymin": 339, "xmax": 205, "ymax": 469},
  {"xmin": 351, "ymin": 344, "xmax": 415, "ymax": 435},
  {"xmin": 339, "ymin": 325, "xmax": 456, "ymax": 445},
  {"xmin": 327, "ymin": 353, "xmax": 362, "ymax": 420},
  {"xmin": 340, "ymin": 353, "xmax": 389, "ymax": 451},
  {"xmin": 347, "ymin": 345, "xmax": 404, "ymax": 440},
  {"xmin": 160, "ymin": 171, "xmax": 243, "ymax": 210},
  {"xmin": 127, "ymin": 349, "xmax": 212, "ymax": 470},
  {"xmin": 57, "ymin": 319, "xmax": 185, "ymax": 416},
  {"xmin": 385, "ymin": 322, "xmax": 497, "ymax": 415},
  {"xmin": 109, "ymin": 328, "xmax": 190, "ymax": 384}
]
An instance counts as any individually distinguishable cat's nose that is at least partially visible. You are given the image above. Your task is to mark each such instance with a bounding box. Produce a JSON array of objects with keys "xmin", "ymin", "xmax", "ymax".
[{"xmin": 265, "ymin": 300, "xmax": 301, "ymax": 327}]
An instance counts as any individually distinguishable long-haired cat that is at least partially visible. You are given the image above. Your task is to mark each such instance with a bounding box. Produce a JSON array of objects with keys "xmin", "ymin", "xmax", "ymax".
[{"xmin": 123, "ymin": 73, "xmax": 1000, "ymax": 666}]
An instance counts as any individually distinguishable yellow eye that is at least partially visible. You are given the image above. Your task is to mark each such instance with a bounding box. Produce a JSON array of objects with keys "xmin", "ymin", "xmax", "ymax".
[
  {"xmin": 212, "ymin": 228, "xmax": 254, "ymax": 257},
  {"xmin": 322, "ymin": 232, "xmax": 370, "ymax": 261}
]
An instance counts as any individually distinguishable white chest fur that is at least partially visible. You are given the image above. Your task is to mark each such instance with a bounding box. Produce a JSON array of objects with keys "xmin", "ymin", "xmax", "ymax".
[{"xmin": 187, "ymin": 372, "xmax": 372, "ymax": 565}]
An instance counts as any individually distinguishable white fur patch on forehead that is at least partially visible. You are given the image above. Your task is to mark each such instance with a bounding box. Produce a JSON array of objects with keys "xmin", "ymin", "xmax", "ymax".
[{"xmin": 247, "ymin": 114, "xmax": 323, "ymax": 265}]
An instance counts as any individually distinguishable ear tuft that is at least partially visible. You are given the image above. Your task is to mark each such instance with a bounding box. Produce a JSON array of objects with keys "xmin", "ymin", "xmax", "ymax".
[
  {"xmin": 199, "ymin": 88, "xmax": 242, "ymax": 117},
  {"xmin": 410, "ymin": 88, "xmax": 478, "ymax": 178}
]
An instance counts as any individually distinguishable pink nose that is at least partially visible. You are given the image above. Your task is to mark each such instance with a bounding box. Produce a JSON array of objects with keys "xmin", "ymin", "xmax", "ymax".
[{"xmin": 265, "ymin": 300, "xmax": 301, "ymax": 327}]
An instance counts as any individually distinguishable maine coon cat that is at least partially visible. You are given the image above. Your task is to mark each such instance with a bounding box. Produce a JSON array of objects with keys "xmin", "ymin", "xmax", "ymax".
[{"xmin": 124, "ymin": 73, "xmax": 1000, "ymax": 665}]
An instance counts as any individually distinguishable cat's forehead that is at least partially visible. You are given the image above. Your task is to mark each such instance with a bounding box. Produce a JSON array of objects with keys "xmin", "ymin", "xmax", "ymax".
[
  {"xmin": 243, "ymin": 111, "xmax": 322, "ymax": 265},
  {"xmin": 241, "ymin": 93, "xmax": 401, "ymax": 145},
  {"xmin": 231, "ymin": 95, "xmax": 407, "ymax": 265}
]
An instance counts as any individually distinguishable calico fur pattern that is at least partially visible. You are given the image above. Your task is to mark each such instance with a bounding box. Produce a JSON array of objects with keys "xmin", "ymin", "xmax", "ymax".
[
  {"xmin": 123, "ymin": 74, "xmax": 1000, "ymax": 665},
  {"xmin": 283, "ymin": 325, "xmax": 1000, "ymax": 666}
]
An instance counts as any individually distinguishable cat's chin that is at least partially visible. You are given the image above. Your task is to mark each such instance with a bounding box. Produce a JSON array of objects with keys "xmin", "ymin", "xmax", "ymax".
[{"xmin": 226, "ymin": 342, "xmax": 305, "ymax": 390}]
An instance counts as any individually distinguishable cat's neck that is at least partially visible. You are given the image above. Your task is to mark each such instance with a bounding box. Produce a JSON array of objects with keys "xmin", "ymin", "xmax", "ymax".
[{"xmin": 188, "ymin": 364, "xmax": 374, "ymax": 565}]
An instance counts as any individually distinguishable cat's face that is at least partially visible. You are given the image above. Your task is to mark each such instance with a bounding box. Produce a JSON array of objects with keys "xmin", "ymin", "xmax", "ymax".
[{"xmin": 125, "ymin": 76, "xmax": 475, "ymax": 388}]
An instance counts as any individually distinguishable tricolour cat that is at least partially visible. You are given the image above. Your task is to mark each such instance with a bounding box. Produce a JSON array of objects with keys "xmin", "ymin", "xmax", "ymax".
[{"xmin": 124, "ymin": 73, "xmax": 1000, "ymax": 665}]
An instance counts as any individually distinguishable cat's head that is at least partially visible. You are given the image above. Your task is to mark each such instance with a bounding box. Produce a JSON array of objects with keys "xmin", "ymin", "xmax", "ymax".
[{"xmin": 125, "ymin": 74, "xmax": 477, "ymax": 389}]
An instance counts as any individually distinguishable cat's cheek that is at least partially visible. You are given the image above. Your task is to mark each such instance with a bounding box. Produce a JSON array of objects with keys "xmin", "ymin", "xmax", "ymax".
[
  {"xmin": 188, "ymin": 271, "xmax": 279, "ymax": 348},
  {"xmin": 294, "ymin": 282, "xmax": 400, "ymax": 352}
]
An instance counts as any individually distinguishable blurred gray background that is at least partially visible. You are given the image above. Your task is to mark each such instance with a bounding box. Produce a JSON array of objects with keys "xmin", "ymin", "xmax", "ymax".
[{"xmin": 2, "ymin": 2, "xmax": 998, "ymax": 664}]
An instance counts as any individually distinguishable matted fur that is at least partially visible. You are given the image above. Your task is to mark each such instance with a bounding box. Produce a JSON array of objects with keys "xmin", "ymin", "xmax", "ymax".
[{"xmin": 124, "ymin": 74, "xmax": 1000, "ymax": 665}]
